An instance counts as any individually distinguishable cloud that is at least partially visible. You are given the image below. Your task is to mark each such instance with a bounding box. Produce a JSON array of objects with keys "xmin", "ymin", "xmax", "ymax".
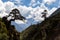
[
  {"xmin": 0, "ymin": 0, "xmax": 4, "ymax": 6},
  {"xmin": 16, "ymin": 5, "xmax": 45, "ymax": 23},
  {"xmin": 43, "ymin": 0, "xmax": 56, "ymax": 4},
  {"xmin": 29, "ymin": 0, "xmax": 41, "ymax": 7},
  {"xmin": 17, "ymin": 6, "xmax": 33, "ymax": 17},
  {"xmin": 0, "ymin": 12, "xmax": 8, "ymax": 18},
  {"xmin": 0, "ymin": 0, "xmax": 8, "ymax": 17},
  {"xmin": 29, "ymin": 0, "xmax": 36, "ymax": 6},
  {"xmin": 0, "ymin": 0, "xmax": 5, "ymax": 12},
  {"xmin": 15, "ymin": 20, "xmax": 25, "ymax": 24},
  {"xmin": 0, "ymin": 0, "xmax": 59, "ymax": 32},
  {"xmin": 10, "ymin": 0, "xmax": 20, "ymax": 3},
  {"xmin": 29, "ymin": 3, "xmax": 50, "ymax": 22},
  {"xmin": 4, "ymin": 1, "xmax": 15, "ymax": 13}
]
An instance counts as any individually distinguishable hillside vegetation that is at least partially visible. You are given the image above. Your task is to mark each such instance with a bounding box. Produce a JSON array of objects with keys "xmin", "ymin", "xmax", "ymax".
[
  {"xmin": 0, "ymin": 18, "xmax": 20, "ymax": 40},
  {"xmin": 20, "ymin": 8, "xmax": 60, "ymax": 40}
]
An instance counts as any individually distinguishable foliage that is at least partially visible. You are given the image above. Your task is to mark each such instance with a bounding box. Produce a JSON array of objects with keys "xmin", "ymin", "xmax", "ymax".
[
  {"xmin": 0, "ymin": 33, "xmax": 9, "ymax": 40},
  {"xmin": 0, "ymin": 18, "xmax": 9, "ymax": 40},
  {"xmin": 0, "ymin": 18, "xmax": 20, "ymax": 40}
]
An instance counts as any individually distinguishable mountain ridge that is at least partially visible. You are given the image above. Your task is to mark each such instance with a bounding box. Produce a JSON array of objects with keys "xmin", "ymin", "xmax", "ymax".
[{"xmin": 20, "ymin": 8, "xmax": 60, "ymax": 40}]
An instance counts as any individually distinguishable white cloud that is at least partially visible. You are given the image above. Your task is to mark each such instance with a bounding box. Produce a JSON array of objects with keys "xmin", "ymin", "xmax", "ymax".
[
  {"xmin": 29, "ymin": 0, "xmax": 56, "ymax": 7},
  {"xmin": 29, "ymin": 0, "xmax": 36, "ymax": 7},
  {"xmin": 10, "ymin": 0, "xmax": 20, "ymax": 3},
  {"xmin": 40, "ymin": 3, "xmax": 49, "ymax": 10},
  {"xmin": 15, "ymin": 20, "xmax": 25, "ymax": 24},
  {"xmin": 26, "ymin": 15, "xmax": 33, "ymax": 19},
  {"xmin": 0, "ymin": 12, "xmax": 8, "ymax": 18},
  {"xmin": 0, "ymin": 1, "xmax": 17, "ymax": 18},
  {"xmin": 30, "ymin": 3, "xmax": 49, "ymax": 22},
  {"xmin": 0, "ymin": 0, "xmax": 8, "ymax": 17},
  {"xmin": 17, "ymin": 6, "xmax": 33, "ymax": 17},
  {"xmin": 0, "ymin": 0, "xmax": 59, "ymax": 32},
  {"xmin": 0, "ymin": 0, "xmax": 5, "ymax": 12},
  {"xmin": 0, "ymin": 0, "xmax": 4, "ymax": 6},
  {"xmin": 4, "ymin": 1, "xmax": 15, "ymax": 13},
  {"xmin": 29, "ymin": 0, "xmax": 41, "ymax": 7},
  {"xmin": 43, "ymin": 0, "xmax": 56, "ymax": 4}
]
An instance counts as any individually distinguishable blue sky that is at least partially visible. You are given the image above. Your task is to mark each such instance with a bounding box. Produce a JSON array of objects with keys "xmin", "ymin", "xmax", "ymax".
[
  {"xmin": 2, "ymin": 0, "xmax": 60, "ymax": 9},
  {"xmin": 0, "ymin": 0, "xmax": 60, "ymax": 32}
]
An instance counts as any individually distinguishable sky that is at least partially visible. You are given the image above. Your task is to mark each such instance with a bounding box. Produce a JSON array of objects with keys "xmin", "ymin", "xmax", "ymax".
[{"xmin": 0, "ymin": 0, "xmax": 60, "ymax": 32}]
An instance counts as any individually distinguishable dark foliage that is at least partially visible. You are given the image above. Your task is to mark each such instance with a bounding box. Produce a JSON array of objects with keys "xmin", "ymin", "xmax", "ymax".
[{"xmin": 1, "ymin": 17, "xmax": 20, "ymax": 40}]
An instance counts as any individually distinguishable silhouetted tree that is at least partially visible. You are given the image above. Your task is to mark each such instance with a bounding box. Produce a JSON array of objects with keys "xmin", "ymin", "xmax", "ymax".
[
  {"xmin": 42, "ymin": 10, "xmax": 47, "ymax": 20},
  {"xmin": 2, "ymin": 8, "xmax": 25, "ymax": 40}
]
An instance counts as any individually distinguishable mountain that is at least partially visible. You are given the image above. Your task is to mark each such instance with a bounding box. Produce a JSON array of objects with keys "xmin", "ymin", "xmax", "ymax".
[{"xmin": 20, "ymin": 8, "xmax": 60, "ymax": 40}]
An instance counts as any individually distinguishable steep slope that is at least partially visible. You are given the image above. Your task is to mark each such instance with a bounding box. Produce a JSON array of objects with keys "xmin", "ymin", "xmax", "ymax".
[
  {"xmin": 0, "ymin": 18, "xmax": 8, "ymax": 40},
  {"xmin": 20, "ymin": 8, "xmax": 60, "ymax": 40},
  {"xmin": 0, "ymin": 17, "xmax": 20, "ymax": 40}
]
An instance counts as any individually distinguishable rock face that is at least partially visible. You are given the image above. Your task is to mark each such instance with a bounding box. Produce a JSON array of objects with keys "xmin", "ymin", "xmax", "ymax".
[{"xmin": 20, "ymin": 8, "xmax": 60, "ymax": 40}]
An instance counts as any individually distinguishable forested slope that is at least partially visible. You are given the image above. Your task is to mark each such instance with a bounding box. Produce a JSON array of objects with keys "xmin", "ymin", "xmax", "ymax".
[
  {"xmin": 20, "ymin": 8, "xmax": 60, "ymax": 40},
  {"xmin": 0, "ymin": 18, "xmax": 20, "ymax": 40}
]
